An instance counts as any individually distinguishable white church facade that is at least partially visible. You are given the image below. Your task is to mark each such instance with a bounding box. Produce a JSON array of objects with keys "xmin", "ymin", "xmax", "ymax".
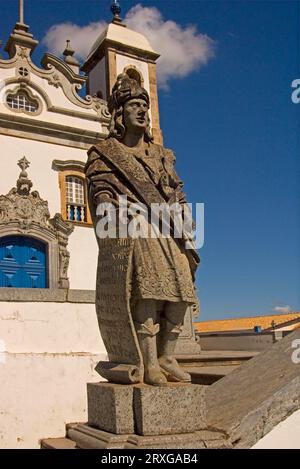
[{"xmin": 0, "ymin": 6, "xmax": 164, "ymax": 448}]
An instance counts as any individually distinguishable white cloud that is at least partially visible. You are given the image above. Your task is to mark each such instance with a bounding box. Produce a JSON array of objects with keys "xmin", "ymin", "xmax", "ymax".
[
  {"xmin": 273, "ymin": 305, "xmax": 292, "ymax": 314},
  {"xmin": 42, "ymin": 20, "xmax": 107, "ymax": 60},
  {"xmin": 125, "ymin": 5, "xmax": 215, "ymax": 89},
  {"xmin": 42, "ymin": 4, "xmax": 215, "ymax": 89}
]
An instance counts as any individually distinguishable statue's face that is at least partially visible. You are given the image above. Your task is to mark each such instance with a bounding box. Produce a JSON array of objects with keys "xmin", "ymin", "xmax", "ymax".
[{"xmin": 123, "ymin": 98, "xmax": 149, "ymax": 134}]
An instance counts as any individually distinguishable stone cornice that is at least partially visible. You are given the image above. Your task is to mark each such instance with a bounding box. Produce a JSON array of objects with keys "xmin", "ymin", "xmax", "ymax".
[
  {"xmin": 0, "ymin": 288, "xmax": 96, "ymax": 303},
  {"xmin": 52, "ymin": 160, "xmax": 86, "ymax": 172},
  {"xmin": 0, "ymin": 112, "xmax": 108, "ymax": 149}
]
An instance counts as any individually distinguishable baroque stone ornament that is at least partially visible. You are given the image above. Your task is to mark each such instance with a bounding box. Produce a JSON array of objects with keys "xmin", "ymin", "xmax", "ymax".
[
  {"xmin": 0, "ymin": 20, "xmax": 110, "ymax": 123},
  {"xmin": 85, "ymin": 74, "xmax": 200, "ymax": 386},
  {"xmin": 0, "ymin": 157, "xmax": 74, "ymax": 289}
]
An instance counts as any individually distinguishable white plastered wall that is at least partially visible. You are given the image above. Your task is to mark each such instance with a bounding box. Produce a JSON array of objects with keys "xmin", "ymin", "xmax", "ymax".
[
  {"xmin": 68, "ymin": 226, "xmax": 97, "ymax": 290},
  {"xmin": 116, "ymin": 55, "xmax": 150, "ymax": 95},
  {"xmin": 0, "ymin": 301, "xmax": 106, "ymax": 448},
  {"xmin": 88, "ymin": 57, "xmax": 107, "ymax": 100},
  {"xmin": 252, "ymin": 409, "xmax": 300, "ymax": 449}
]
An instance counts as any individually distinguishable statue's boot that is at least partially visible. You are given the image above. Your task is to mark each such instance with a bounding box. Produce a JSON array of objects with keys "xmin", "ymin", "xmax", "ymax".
[
  {"xmin": 135, "ymin": 321, "xmax": 168, "ymax": 386},
  {"xmin": 158, "ymin": 318, "xmax": 191, "ymax": 383}
]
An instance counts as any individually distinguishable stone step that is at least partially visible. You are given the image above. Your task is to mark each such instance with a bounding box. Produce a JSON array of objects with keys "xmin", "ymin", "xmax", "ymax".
[
  {"xmin": 188, "ymin": 365, "xmax": 239, "ymax": 385},
  {"xmin": 41, "ymin": 437, "xmax": 76, "ymax": 449},
  {"xmin": 176, "ymin": 350, "xmax": 258, "ymax": 384},
  {"xmin": 177, "ymin": 350, "xmax": 259, "ymax": 368},
  {"xmin": 41, "ymin": 423, "xmax": 232, "ymax": 450}
]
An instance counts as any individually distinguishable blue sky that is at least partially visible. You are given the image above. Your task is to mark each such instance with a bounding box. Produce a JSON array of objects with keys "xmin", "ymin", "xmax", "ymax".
[{"xmin": 0, "ymin": 1, "xmax": 299, "ymax": 320}]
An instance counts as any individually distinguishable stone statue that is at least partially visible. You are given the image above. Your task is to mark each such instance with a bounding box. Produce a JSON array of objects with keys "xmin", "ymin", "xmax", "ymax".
[{"xmin": 85, "ymin": 74, "xmax": 199, "ymax": 386}]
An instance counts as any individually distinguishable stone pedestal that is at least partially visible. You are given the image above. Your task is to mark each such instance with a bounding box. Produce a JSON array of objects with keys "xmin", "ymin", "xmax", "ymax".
[
  {"xmin": 87, "ymin": 383, "xmax": 135, "ymax": 434},
  {"xmin": 67, "ymin": 423, "xmax": 230, "ymax": 449},
  {"xmin": 133, "ymin": 384, "xmax": 206, "ymax": 435},
  {"xmin": 88, "ymin": 382, "xmax": 206, "ymax": 436},
  {"xmin": 66, "ymin": 381, "xmax": 229, "ymax": 449}
]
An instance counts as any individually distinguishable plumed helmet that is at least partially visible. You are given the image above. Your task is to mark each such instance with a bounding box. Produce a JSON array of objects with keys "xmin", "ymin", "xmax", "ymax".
[{"xmin": 108, "ymin": 73, "xmax": 150, "ymax": 114}]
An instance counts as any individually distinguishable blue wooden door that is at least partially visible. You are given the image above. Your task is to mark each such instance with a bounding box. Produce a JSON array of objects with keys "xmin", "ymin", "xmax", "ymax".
[{"xmin": 0, "ymin": 236, "xmax": 47, "ymax": 288}]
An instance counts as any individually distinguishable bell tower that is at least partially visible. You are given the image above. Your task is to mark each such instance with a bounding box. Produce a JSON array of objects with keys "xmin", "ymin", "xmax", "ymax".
[{"xmin": 82, "ymin": 1, "xmax": 163, "ymax": 144}]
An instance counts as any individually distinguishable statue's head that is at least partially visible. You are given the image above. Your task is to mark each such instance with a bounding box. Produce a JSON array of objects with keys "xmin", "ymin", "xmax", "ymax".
[{"xmin": 108, "ymin": 74, "xmax": 153, "ymax": 143}]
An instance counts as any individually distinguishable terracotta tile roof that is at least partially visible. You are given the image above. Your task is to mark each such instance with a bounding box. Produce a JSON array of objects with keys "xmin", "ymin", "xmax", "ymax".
[{"xmin": 194, "ymin": 312, "xmax": 300, "ymax": 333}]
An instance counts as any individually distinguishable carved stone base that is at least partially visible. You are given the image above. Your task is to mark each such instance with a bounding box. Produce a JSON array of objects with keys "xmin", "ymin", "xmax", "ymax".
[
  {"xmin": 87, "ymin": 382, "xmax": 206, "ymax": 437},
  {"xmin": 87, "ymin": 382, "xmax": 135, "ymax": 434},
  {"xmin": 66, "ymin": 423, "xmax": 231, "ymax": 449},
  {"xmin": 133, "ymin": 383, "xmax": 206, "ymax": 435},
  {"xmin": 42, "ymin": 382, "xmax": 231, "ymax": 449}
]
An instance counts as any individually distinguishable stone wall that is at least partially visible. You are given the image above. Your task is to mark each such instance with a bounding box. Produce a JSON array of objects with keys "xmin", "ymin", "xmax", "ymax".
[
  {"xmin": 205, "ymin": 329, "xmax": 300, "ymax": 448},
  {"xmin": 0, "ymin": 300, "xmax": 106, "ymax": 448},
  {"xmin": 198, "ymin": 330, "xmax": 277, "ymax": 351}
]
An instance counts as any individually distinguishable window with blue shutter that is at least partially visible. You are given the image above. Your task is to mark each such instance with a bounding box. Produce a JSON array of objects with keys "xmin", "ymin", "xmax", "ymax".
[{"xmin": 0, "ymin": 236, "xmax": 48, "ymax": 288}]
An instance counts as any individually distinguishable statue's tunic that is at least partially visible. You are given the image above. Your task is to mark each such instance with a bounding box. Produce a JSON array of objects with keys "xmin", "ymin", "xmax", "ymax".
[{"xmin": 85, "ymin": 138, "xmax": 197, "ymax": 305}]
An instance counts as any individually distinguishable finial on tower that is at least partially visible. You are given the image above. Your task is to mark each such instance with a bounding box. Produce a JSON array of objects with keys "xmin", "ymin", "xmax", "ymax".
[
  {"xmin": 63, "ymin": 40, "xmax": 74, "ymax": 59},
  {"xmin": 111, "ymin": 0, "xmax": 122, "ymax": 24},
  {"xmin": 63, "ymin": 39, "xmax": 80, "ymax": 73},
  {"xmin": 5, "ymin": 0, "xmax": 38, "ymax": 58},
  {"xmin": 19, "ymin": 0, "xmax": 25, "ymax": 24}
]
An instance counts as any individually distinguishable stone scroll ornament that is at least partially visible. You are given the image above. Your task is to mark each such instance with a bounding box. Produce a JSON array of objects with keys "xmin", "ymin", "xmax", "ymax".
[
  {"xmin": 94, "ymin": 237, "xmax": 143, "ymax": 384},
  {"xmin": 85, "ymin": 74, "xmax": 200, "ymax": 386}
]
